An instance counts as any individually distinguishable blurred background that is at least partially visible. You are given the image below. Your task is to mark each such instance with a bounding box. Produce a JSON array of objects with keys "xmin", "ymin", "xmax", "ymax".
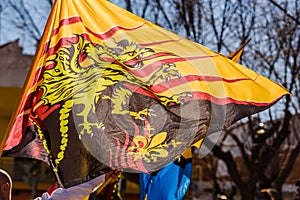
[{"xmin": 0, "ymin": 0, "xmax": 299, "ymax": 199}]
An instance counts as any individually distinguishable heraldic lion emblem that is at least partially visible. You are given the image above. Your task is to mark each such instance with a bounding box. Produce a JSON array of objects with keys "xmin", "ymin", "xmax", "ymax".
[{"xmin": 37, "ymin": 34, "xmax": 191, "ymax": 171}]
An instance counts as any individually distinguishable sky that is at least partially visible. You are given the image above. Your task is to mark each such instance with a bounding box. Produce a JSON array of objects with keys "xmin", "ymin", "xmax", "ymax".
[
  {"xmin": 0, "ymin": 0, "xmax": 127, "ymax": 55},
  {"xmin": 0, "ymin": 0, "xmax": 53, "ymax": 55}
]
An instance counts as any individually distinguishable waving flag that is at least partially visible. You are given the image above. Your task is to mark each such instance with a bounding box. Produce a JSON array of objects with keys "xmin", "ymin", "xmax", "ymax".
[{"xmin": 1, "ymin": 0, "xmax": 288, "ymax": 188}]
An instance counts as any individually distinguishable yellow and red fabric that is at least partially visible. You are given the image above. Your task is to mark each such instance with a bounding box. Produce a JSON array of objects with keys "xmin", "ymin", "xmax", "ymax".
[{"xmin": 1, "ymin": 0, "xmax": 288, "ymax": 188}]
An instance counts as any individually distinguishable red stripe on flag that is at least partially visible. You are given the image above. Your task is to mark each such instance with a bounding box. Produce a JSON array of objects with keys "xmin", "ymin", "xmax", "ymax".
[
  {"xmin": 114, "ymin": 137, "xmax": 121, "ymax": 168},
  {"xmin": 51, "ymin": 16, "xmax": 145, "ymax": 41},
  {"xmin": 139, "ymin": 38, "xmax": 183, "ymax": 47},
  {"xmin": 149, "ymin": 75, "xmax": 251, "ymax": 93},
  {"xmin": 134, "ymin": 158, "xmax": 148, "ymax": 173},
  {"xmin": 128, "ymin": 55, "xmax": 218, "ymax": 78},
  {"xmin": 123, "ymin": 83, "xmax": 283, "ymax": 107},
  {"xmin": 191, "ymin": 91, "xmax": 283, "ymax": 106},
  {"xmin": 44, "ymin": 15, "xmax": 145, "ymax": 55},
  {"xmin": 52, "ymin": 16, "xmax": 83, "ymax": 36},
  {"xmin": 120, "ymin": 130, "xmax": 130, "ymax": 169},
  {"xmin": 85, "ymin": 23, "xmax": 146, "ymax": 40},
  {"xmin": 43, "ymin": 34, "xmax": 92, "ymax": 56},
  {"xmin": 109, "ymin": 149, "xmax": 115, "ymax": 170}
]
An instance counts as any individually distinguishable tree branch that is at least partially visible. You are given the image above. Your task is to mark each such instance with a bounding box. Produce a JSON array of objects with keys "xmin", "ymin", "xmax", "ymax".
[
  {"xmin": 268, "ymin": 0, "xmax": 300, "ymax": 25},
  {"xmin": 212, "ymin": 143, "xmax": 245, "ymax": 188}
]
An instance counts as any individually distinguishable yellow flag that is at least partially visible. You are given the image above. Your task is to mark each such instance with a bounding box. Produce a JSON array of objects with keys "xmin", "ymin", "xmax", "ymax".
[
  {"xmin": 228, "ymin": 39, "xmax": 251, "ymax": 62},
  {"xmin": 2, "ymin": 0, "xmax": 289, "ymax": 188}
]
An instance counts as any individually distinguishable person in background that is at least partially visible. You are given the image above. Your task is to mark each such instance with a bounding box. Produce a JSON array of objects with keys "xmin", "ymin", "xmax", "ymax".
[
  {"xmin": 0, "ymin": 168, "xmax": 117, "ymax": 200},
  {"xmin": 0, "ymin": 169, "xmax": 12, "ymax": 200}
]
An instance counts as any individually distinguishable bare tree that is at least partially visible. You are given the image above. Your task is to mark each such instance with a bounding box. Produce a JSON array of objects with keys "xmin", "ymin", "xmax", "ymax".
[
  {"xmin": 208, "ymin": 0, "xmax": 300, "ymax": 199},
  {"xmin": 171, "ymin": 0, "xmax": 203, "ymax": 43}
]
